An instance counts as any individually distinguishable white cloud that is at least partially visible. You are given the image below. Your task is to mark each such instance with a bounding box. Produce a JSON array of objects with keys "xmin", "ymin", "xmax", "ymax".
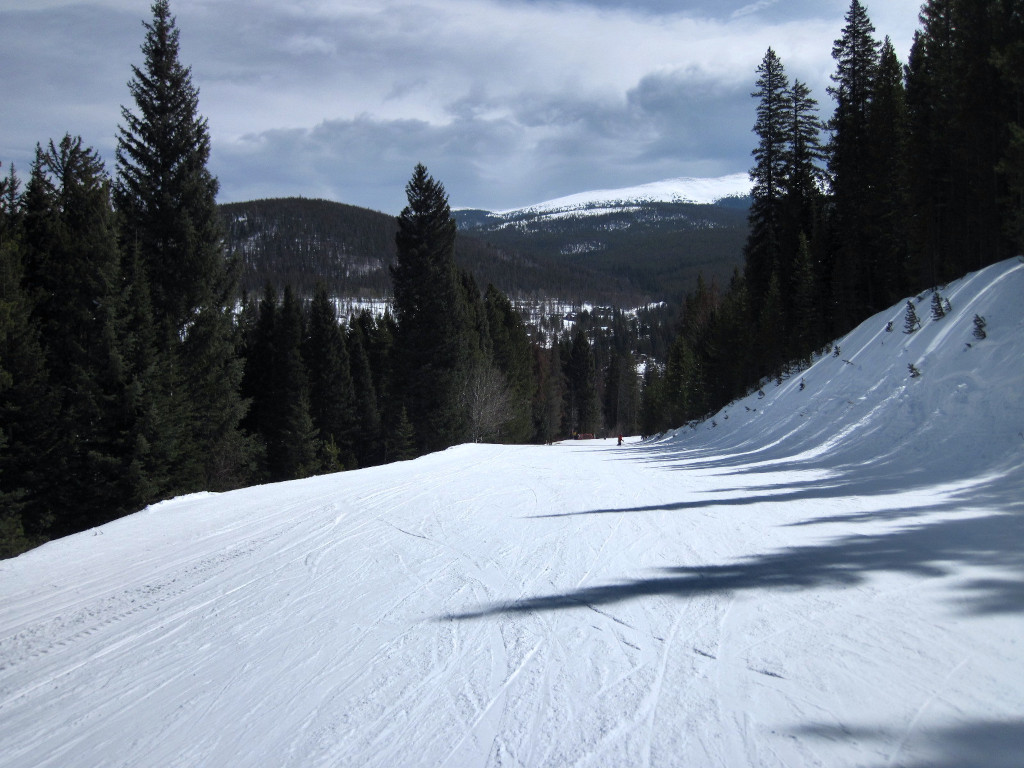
[
  {"xmin": 731, "ymin": 0, "xmax": 779, "ymax": 21},
  {"xmin": 0, "ymin": 0, "xmax": 927, "ymax": 212}
]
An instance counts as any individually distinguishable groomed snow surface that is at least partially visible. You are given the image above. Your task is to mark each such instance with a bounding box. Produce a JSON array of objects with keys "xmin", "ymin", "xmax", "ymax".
[{"xmin": 2, "ymin": 259, "xmax": 1023, "ymax": 767}]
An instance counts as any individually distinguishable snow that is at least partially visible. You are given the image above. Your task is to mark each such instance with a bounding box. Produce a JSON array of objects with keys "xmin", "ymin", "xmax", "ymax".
[
  {"xmin": 2, "ymin": 258, "xmax": 1023, "ymax": 767},
  {"xmin": 493, "ymin": 173, "xmax": 752, "ymax": 217}
]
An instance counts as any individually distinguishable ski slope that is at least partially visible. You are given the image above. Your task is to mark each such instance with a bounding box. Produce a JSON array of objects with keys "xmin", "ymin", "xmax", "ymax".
[{"xmin": 2, "ymin": 259, "xmax": 1023, "ymax": 767}]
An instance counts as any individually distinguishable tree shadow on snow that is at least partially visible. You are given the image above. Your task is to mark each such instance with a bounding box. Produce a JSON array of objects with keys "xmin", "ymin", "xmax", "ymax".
[
  {"xmin": 792, "ymin": 718, "xmax": 1024, "ymax": 768},
  {"xmin": 530, "ymin": 452, "xmax": 1024, "ymax": 531},
  {"xmin": 445, "ymin": 510, "xmax": 1024, "ymax": 620}
]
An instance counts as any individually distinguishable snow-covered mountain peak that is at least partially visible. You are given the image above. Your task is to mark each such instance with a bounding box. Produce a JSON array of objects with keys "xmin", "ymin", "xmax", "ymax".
[{"xmin": 491, "ymin": 173, "xmax": 752, "ymax": 217}]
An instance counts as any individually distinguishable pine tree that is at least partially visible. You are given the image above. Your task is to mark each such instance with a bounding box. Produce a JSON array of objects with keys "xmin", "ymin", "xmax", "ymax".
[
  {"xmin": 993, "ymin": 0, "xmax": 1024, "ymax": 251},
  {"xmin": 707, "ymin": 268, "xmax": 751, "ymax": 408},
  {"xmin": 781, "ymin": 78, "xmax": 827, "ymax": 296},
  {"xmin": 746, "ymin": 48, "xmax": 792, "ymax": 318},
  {"xmin": 386, "ymin": 407, "xmax": 416, "ymax": 462},
  {"xmin": 19, "ymin": 137, "xmax": 134, "ymax": 536},
  {"xmin": 865, "ymin": 37, "xmax": 911, "ymax": 310},
  {"xmin": 665, "ymin": 334, "xmax": 701, "ymax": 425},
  {"xmin": 0, "ymin": 164, "xmax": 51, "ymax": 553},
  {"xmin": 532, "ymin": 343, "xmax": 565, "ymax": 444},
  {"xmin": 115, "ymin": 0, "xmax": 222, "ymax": 337},
  {"xmin": 240, "ymin": 282, "xmax": 277, "ymax": 469},
  {"xmin": 906, "ymin": 0, "xmax": 1016, "ymax": 284},
  {"xmin": 790, "ymin": 233, "xmax": 821, "ymax": 359},
  {"xmin": 116, "ymin": 239, "xmax": 187, "ymax": 506},
  {"xmin": 972, "ymin": 314, "xmax": 987, "ymax": 339},
  {"xmin": 304, "ymin": 282, "xmax": 356, "ymax": 467},
  {"xmin": 827, "ymin": 0, "xmax": 881, "ymax": 329},
  {"xmin": 565, "ymin": 329, "xmax": 599, "ymax": 434},
  {"xmin": 906, "ymin": 13, "xmax": 955, "ymax": 288},
  {"xmin": 903, "ymin": 300, "xmax": 921, "ymax": 333},
  {"xmin": 483, "ymin": 284, "xmax": 534, "ymax": 442},
  {"xmin": 948, "ymin": 0, "xmax": 1010, "ymax": 273},
  {"xmin": 116, "ymin": 0, "xmax": 253, "ymax": 491},
  {"xmin": 266, "ymin": 286, "xmax": 318, "ymax": 481},
  {"xmin": 638, "ymin": 365, "xmax": 669, "ymax": 437},
  {"xmin": 391, "ymin": 164, "xmax": 472, "ymax": 454},
  {"xmin": 756, "ymin": 267, "xmax": 786, "ymax": 378},
  {"xmin": 603, "ymin": 352, "xmax": 623, "ymax": 433},
  {"xmin": 180, "ymin": 290, "xmax": 258, "ymax": 489},
  {"xmin": 346, "ymin": 322, "xmax": 382, "ymax": 467}
]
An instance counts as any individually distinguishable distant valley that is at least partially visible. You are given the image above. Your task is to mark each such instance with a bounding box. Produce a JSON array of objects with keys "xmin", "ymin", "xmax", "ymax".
[{"xmin": 219, "ymin": 175, "xmax": 752, "ymax": 312}]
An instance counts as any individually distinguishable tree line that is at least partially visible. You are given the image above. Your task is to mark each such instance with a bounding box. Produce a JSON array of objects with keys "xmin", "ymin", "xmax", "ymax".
[
  {"xmin": 0, "ymin": 1, "xmax": 642, "ymax": 557},
  {"xmin": 638, "ymin": 0, "xmax": 1024, "ymax": 435},
  {"xmin": 220, "ymin": 197, "xmax": 626, "ymax": 308}
]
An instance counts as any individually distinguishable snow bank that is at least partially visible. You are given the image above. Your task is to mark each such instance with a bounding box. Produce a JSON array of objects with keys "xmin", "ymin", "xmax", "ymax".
[{"xmin": 663, "ymin": 257, "xmax": 1024, "ymax": 481}]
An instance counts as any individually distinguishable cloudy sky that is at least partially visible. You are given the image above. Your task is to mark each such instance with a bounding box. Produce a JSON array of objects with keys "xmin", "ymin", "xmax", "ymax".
[{"xmin": 1, "ymin": 0, "xmax": 924, "ymax": 214}]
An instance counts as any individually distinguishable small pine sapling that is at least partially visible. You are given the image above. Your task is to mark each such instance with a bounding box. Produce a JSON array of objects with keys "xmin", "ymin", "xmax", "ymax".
[
  {"xmin": 972, "ymin": 314, "xmax": 987, "ymax": 340},
  {"xmin": 885, "ymin": 320, "xmax": 893, "ymax": 332},
  {"xmin": 903, "ymin": 301, "xmax": 921, "ymax": 333},
  {"xmin": 908, "ymin": 362, "xmax": 921, "ymax": 378},
  {"xmin": 930, "ymin": 292, "xmax": 945, "ymax": 320}
]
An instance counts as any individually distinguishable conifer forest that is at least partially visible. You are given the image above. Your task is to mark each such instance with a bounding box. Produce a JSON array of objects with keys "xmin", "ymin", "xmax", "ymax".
[{"xmin": 1, "ymin": 0, "xmax": 1022, "ymax": 556}]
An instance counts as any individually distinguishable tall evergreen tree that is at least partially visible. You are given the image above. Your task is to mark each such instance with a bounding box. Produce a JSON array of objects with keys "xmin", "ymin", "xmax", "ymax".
[
  {"xmin": 906, "ymin": 10, "xmax": 956, "ymax": 288},
  {"xmin": 746, "ymin": 48, "xmax": 792, "ymax": 318},
  {"xmin": 638, "ymin": 365, "xmax": 669, "ymax": 437},
  {"xmin": 115, "ymin": 0, "xmax": 223, "ymax": 337},
  {"xmin": 391, "ymin": 164, "xmax": 472, "ymax": 454},
  {"xmin": 994, "ymin": 0, "xmax": 1024, "ymax": 251},
  {"xmin": 790, "ymin": 233, "xmax": 822, "ymax": 359},
  {"xmin": 532, "ymin": 343, "xmax": 565, "ymax": 444},
  {"xmin": 0, "ymin": 164, "xmax": 51, "ymax": 554},
  {"xmin": 903, "ymin": 0, "xmax": 1013, "ymax": 284},
  {"xmin": 783, "ymin": 79, "xmax": 827, "ymax": 243},
  {"xmin": 865, "ymin": 37, "xmax": 911, "ymax": 308},
  {"xmin": 304, "ymin": 282, "xmax": 356, "ymax": 468},
  {"xmin": 565, "ymin": 329, "xmax": 600, "ymax": 435},
  {"xmin": 266, "ymin": 286, "xmax": 318, "ymax": 481},
  {"xmin": 116, "ymin": 238, "xmax": 185, "ymax": 506},
  {"xmin": 947, "ymin": 0, "xmax": 1010, "ymax": 273},
  {"xmin": 240, "ymin": 282, "xmax": 277, "ymax": 462},
  {"xmin": 346, "ymin": 321, "xmax": 382, "ymax": 467},
  {"xmin": 115, "ymin": 0, "xmax": 253, "ymax": 491},
  {"xmin": 827, "ymin": 0, "xmax": 881, "ymax": 328},
  {"xmin": 484, "ymin": 285, "xmax": 533, "ymax": 442},
  {"xmin": 19, "ymin": 137, "xmax": 133, "ymax": 536},
  {"xmin": 603, "ymin": 349, "xmax": 639, "ymax": 435}
]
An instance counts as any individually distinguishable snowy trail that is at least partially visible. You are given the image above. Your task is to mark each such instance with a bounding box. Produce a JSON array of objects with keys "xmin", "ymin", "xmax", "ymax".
[
  {"xmin": 2, "ymin": 259, "xmax": 1023, "ymax": 767},
  {"xmin": 2, "ymin": 440, "xmax": 1020, "ymax": 767}
]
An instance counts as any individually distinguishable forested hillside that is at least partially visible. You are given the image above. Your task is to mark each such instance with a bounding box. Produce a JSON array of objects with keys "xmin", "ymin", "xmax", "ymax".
[
  {"xmin": 456, "ymin": 198, "xmax": 750, "ymax": 301},
  {"xmin": 220, "ymin": 197, "xmax": 644, "ymax": 307}
]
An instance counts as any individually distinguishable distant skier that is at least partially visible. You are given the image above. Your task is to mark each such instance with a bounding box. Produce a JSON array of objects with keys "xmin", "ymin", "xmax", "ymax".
[{"xmin": 617, "ymin": 434, "xmax": 623, "ymax": 446}]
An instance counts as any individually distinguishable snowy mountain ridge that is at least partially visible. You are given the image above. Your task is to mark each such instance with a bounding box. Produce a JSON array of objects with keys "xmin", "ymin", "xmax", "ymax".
[
  {"xmin": 453, "ymin": 174, "xmax": 751, "ymax": 298},
  {"xmin": 1, "ymin": 258, "xmax": 1022, "ymax": 767},
  {"xmin": 488, "ymin": 172, "xmax": 752, "ymax": 218}
]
